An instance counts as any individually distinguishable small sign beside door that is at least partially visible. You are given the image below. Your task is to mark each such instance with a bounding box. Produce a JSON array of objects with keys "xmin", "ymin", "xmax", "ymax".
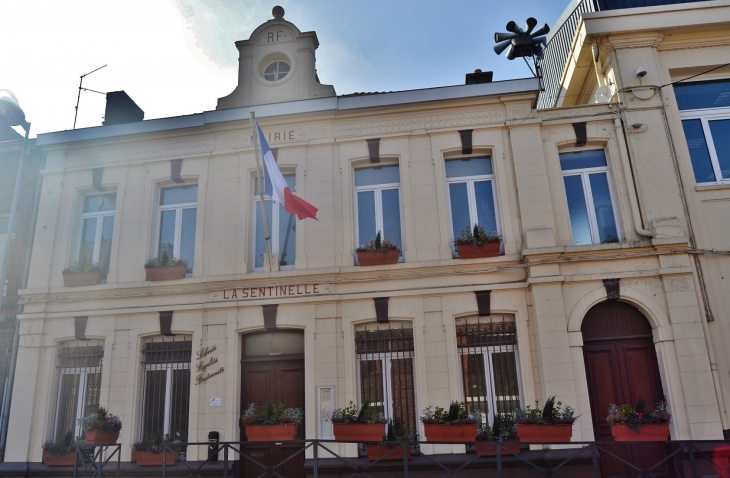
[{"xmin": 210, "ymin": 397, "xmax": 222, "ymax": 407}]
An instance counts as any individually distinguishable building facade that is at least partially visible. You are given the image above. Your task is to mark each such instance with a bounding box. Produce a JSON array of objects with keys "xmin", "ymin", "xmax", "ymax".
[{"xmin": 3, "ymin": 1, "xmax": 730, "ymax": 473}]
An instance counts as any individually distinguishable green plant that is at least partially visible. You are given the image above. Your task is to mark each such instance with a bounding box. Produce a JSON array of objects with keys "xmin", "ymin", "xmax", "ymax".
[
  {"xmin": 63, "ymin": 256, "xmax": 102, "ymax": 274},
  {"xmin": 134, "ymin": 434, "xmax": 176, "ymax": 454},
  {"xmin": 241, "ymin": 402, "xmax": 303, "ymax": 426},
  {"xmin": 477, "ymin": 413, "xmax": 517, "ymax": 442},
  {"xmin": 79, "ymin": 407, "xmax": 122, "ymax": 433},
  {"xmin": 513, "ymin": 397, "xmax": 577, "ymax": 425},
  {"xmin": 376, "ymin": 419, "xmax": 416, "ymax": 446},
  {"xmin": 602, "ymin": 234, "xmax": 620, "ymax": 244},
  {"xmin": 420, "ymin": 401, "xmax": 477, "ymax": 425},
  {"xmin": 42, "ymin": 431, "xmax": 79, "ymax": 456},
  {"xmin": 331, "ymin": 401, "xmax": 386, "ymax": 424},
  {"xmin": 607, "ymin": 399, "xmax": 670, "ymax": 432},
  {"xmin": 454, "ymin": 224, "xmax": 501, "ymax": 246},
  {"xmin": 144, "ymin": 250, "xmax": 188, "ymax": 269},
  {"xmin": 357, "ymin": 231, "xmax": 400, "ymax": 253}
]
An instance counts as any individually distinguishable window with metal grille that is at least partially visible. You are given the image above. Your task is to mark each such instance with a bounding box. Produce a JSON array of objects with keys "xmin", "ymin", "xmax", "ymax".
[
  {"xmin": 140, "ymin": 337, "xmax": 192, "ymax": 442},
  {"xmin": 456, "ymin": 315, "xmax": 522, "ymax": 426},
  {"xmin": 355, "ymin": 322, "xmax": 416, "ymax": 435},
  {"xmin": 54, "ymin": 342, "xmax": 104, "ymax": 439}
]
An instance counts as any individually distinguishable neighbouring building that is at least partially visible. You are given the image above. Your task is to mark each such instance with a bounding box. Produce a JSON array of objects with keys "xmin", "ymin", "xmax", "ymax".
[{"xmin": 2, "ymin": 1, "xmax": 730, "ymax": 476}]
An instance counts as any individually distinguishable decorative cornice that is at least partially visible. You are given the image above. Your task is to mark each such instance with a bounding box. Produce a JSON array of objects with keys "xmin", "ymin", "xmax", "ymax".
[
  {"xmin": 333, "ymin": 110, "xmax": 504, "ymax": 138},
  {"xmin": 67, "ymin": 139, "xmax": 215, "ymax": 168},
  {"xmin": 604, "ymin": 32, "xmax": 663, "ymax": 51}
]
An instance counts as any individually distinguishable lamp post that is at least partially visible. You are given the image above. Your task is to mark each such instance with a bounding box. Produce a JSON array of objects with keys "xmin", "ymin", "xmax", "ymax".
[{"xmin": 0, "ymin": 89, "xmax": 30, "ymax": 454}]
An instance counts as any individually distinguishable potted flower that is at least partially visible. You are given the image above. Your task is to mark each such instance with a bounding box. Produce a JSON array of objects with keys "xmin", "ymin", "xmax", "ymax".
[
  {"xmin": 514, "ymin": 397, "xmax": 577, "ymax": 443},
  {"xmin": 365, "ymin": 420, "xmax": 415, "ymax": 461},
  {"xmin": 42, "ymin": 431, "xmax": 79, "ymax": 466},
  {"xmin": 356, "ymin": 232, "xmax": 400, "ymax": 266},
  {"xmin": 475, "ymin": 413, "xmax": 521, "ymax": 456},
  {"xmin": 607, "ymin": 399, "xmax": 671, "ymax": 442},
  {"xmin": 134, "ymin": 434, "xmax": 179, "ymax": 466},
  {"xmin": 242, "ymin": 403, "xmax": 302, "ymax": 442},
  {"xmin": 62, "ymin": 258, "xmax": 103, "ymax": 287},
  {"xmin": 79, "ymin": 407, "xmax": 122, "ymax": 445},
  {"xmin": 331, "ymin": 401, "xmax": 387, "ymax": 442},
  {"xmin": 144, "ymin": 251, "xmax": 188, "ymax": 281},
  {"xmin": 420, "ymin": 401, "xmax": 479, "ymax": 443},
  {"xmin": 454, "ymin": 225, "xmax": 501, "ymax": 259}
]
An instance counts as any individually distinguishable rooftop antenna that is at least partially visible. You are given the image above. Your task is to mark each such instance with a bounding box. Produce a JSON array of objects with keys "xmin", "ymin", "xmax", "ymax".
[
  {"xmin": 73, "ymin": 64, "xmax": 107, "ymax": 129},
  {"xmin": 494, "ymin": 18, "xmax": 550, "ymax": 90}
]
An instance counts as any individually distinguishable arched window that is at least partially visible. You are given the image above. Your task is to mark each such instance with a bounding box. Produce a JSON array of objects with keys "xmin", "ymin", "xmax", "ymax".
[{"xmin": 54, "ymin": 341, "xmax": 104, "ymax": 439}]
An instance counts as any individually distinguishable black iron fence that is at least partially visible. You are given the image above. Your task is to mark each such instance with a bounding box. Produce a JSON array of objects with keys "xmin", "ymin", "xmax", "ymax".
[{"xmin": 74, "ymin": 443, "xmax": 121, "ymax": 478}]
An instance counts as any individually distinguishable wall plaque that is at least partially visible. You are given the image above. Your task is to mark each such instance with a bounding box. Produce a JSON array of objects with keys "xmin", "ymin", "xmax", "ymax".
[{"xmin": 210, "ymin": 283, "xmax": 333, "ymax": 301}]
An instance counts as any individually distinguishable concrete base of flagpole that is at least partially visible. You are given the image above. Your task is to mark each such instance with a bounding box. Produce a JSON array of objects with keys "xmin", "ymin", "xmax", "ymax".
[{"xmin": 262, "ymin": 253, "xmax": 280, "ymax": 272}]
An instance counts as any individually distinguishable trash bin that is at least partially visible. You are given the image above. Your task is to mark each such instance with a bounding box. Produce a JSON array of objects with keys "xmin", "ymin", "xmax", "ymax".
[{"xmin": 208, "ymin": 431, "xmax": 220, "ymax": 462}]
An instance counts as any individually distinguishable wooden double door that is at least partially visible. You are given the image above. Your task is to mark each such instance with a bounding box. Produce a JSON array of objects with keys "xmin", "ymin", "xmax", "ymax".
[
  {"xmin": 240, "ymin": 358, "xmax": 304, "ymax": 477},
  {"xmin": 582, "ymin": 301, "xmax": 674, "ymax": 478}
]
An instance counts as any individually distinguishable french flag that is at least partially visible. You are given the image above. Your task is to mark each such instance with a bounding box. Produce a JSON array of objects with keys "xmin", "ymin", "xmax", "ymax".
[{"xmin": 254, "ymin": 119, "xmax": 318, "ymax": 221}]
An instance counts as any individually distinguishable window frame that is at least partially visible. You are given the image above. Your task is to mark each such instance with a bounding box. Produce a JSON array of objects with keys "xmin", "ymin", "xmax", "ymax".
[
  {"xmin": 264, "ymin": 60, "xmax": 291, "ymax": 82},
  {"xmin": 156, "ymin": 186, "xmax": 197, "ymax": 265},
  {"xmin": 679, "ymin": 106, "xmax": 730, "ymax": 185},
  {"xmin": 141, "ymin": 361, "xmax": 191, "ymax": 439},
  {"xmin": 353, "ymin": 166, "xmax": 404, "ymax": 259},
  {"xmin": 77, "ymin": 194, "xmax": 116, "ymax": 273},
  {"xmin": 53, "ymin": 344, "xmax": 104, "ymax": 439},
  {"xmin": 444, "ymin": 157, "xmax": 501, "ymax": 255},
  {"xmin": 560, "ymin": 151, "xmax": 622, "ymax": 245},
  {"xmin": 252, "ymin": 174, "xmax": 297, "ymax": 272}
]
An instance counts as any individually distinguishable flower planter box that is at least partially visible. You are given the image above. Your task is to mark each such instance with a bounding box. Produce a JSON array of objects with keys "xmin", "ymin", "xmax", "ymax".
[
  {"xmin": 333, "ymin": 423, "xmax": 386, "ymax": 442},
  {"xmin": 610, "ymin": 423, "xmax": 670, "ymax": 442},
  {"xmin": 62, "ymin": 270, "xmax": 103, "ymax": 287},
  {"xmin": 516, "ymin": 424, "xmax": 573, "ymax": 443},
  {"xmin": 365, "ymin": 444, "xmax": 411, "ymax": 461},
  {"xmin": 475, "ymin": 441, "xmax": 521, "ymax": 456},
  {"xmin": 356, "ymin": 250, "xmax": 400, "ymax": 266},
  {"xmin": 43, "ymin": 451, "xmax": 77, "ymax": 466},
  {"xmin": 245, "ymin": 424, "xmax": 298, "ymax": 442},
  {"xmin": 84, "ymin": 430, "xmax": 120, "ymax": 445},
  {"xmin": 456, "ymin": 242, "xmax": 500, "ymax": 259},
  {"xmin": 145, "ymin": 265, "xmax": 187, "ymax": 281},
  {"xmin": 135, "ymin": 450, "xmax": 178, "ymax": 466},
  {"xmin": 423, "ymin": 424, "xmax": 478, "ymax": 443}
]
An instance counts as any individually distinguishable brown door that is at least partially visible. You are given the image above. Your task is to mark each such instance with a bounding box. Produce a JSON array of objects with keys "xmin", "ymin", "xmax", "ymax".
[
  {"xmin": 582, "ymin": 301, "xmax": 674, "ymax": 478},
  {"xmin": 241, "ymin": 333, "xmax": 305, "ymax": 478}
]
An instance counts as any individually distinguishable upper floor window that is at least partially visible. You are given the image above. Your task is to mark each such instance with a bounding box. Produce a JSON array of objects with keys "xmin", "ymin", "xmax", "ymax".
[
  {"xmin": 78, "ymin": 194, "xmax": 115, "ymax": 278},
  {"xmin": 676, "ymin": 79, "xmax": 730, "ymax": 185},
  {"xmin": 54, "ymin": 343, "xmax": 104, "ymax": 439},
  {"xmin": 253, "ymin": 175, "xmax": 297, "ymax": 270},
  {"xmin": 560, "ymin": 150, "xmax": 620, "ymax": 245},
  {"xmin": 445, "ymin": 157, "xmax": 500, "ymax": 254},
  {"xmin": 354, "ymin": 165, "xmax": 403, "ymax": 254},
  {"xmin": 264, "ymin": 61, "xmax": 290, "ymax": 81},
  {"xmin": 158, "ymin": 185, "xmax": 197, "ymax": 272}
]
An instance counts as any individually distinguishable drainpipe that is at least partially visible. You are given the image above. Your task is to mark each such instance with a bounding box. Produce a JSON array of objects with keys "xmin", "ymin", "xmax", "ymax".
[{"xmin": 613, "ymin": 117, "xmax": 652, "ymax": 237}]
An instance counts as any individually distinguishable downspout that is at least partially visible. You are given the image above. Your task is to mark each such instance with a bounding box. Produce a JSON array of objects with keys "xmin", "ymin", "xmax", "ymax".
[{"xmin": 613, "ymin": 117, "xmax": 652, "ymax": 237}]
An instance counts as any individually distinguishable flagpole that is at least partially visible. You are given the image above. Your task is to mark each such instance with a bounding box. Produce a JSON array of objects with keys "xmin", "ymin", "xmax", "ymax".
[{"xmin": 250, "ymin": 112, "xmax": 274, "ymax": 272}]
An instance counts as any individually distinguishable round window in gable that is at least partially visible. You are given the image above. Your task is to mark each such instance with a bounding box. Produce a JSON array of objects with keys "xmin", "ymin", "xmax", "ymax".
[{"xmin": 264, "ymin": 61, "xmax": 290, "ymax": 81}]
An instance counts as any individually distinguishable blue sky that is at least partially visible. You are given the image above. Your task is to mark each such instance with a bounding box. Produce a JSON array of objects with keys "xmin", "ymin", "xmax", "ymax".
[{"xmin": 0, "ymin": 0, "xmax": 569, "ymax": 136}]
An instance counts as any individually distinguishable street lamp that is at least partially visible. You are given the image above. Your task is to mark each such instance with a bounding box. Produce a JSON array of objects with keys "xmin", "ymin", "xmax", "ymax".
[{"xmin": 0, "ymin": 89, "xmax": 30, "ymax": 454}]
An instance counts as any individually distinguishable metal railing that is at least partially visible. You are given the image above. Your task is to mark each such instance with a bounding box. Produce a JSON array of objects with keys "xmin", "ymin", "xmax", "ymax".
[
  {"xmin": 74, "ymin": 443, "xmax": 121, "ymax": 478},
  {"xmin": 157, "ymin": 438, "xmax": 730, "ymax": 478}
]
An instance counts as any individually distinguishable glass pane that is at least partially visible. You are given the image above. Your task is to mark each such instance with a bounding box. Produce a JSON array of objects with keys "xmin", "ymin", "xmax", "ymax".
[
  {"xmin": 78, "ymin": 217, "xmax": 97, "ymax": 265},
  {"xmin": 563, "ymin": 175, "xmax": 593, "ymax": 245},
  {"xmin": 244, "ymin": 331, "xmax": 304, "ymax": 356},
  {"xmin": 708, "ymin": 120, "xmax": 730, "ymax": 179},
  {"xmin": 83, "ymin": 372, "xmax": 102, "ymax": 418},
  {"xmin": 83, "ymin": 194, "xmax": 116, "ymax": 213},
  {"xmin": 264, "ymin": 72, "xmax": 275, "ymax": 81},
  {"xmin": 357, "ymin": 191, "xmax": 376, "ymax": 247},
  {"xmin": 278, "ymin": 205, "xmax": 296, "ymax": 266},
  {"xmin": 559, "ymin": 150, "xmax": 607, "ymax": 171},
  {"xmin": 264, "ymin": 63, "xmax": 278, "ymax": 75},
  {"xmin": 142, "ymin": 369, "xmax": 167, "ymax": 440},
  {"xmin": 254, "ymin": 201, "xmax": 273, "ymax": 268},
  {"xmin": 461, "ymin": 354, "xmax": 489, "ymax": 417},
  {"xmin": 278, "ymin": 62, "xmax": 290, "ymax": 75},
  {"xmin": 354, "ymin": 165, "xmax": 400, "ymax": 187},
  {"xmin": 449, "ymin": 182, "xmax": 471, "ymax": 242},
  {"xmin": 445, "ymin": 157, "xmax": 492, "ymax": 178},
  {"xmin": 359, "ymin": 360, "xmax": 385, "ymax": 418},
  {"xmin": 99, "ymin": 216, "xmax": 114, "ymax": 276},
  {"xmin": 391, "ymin": 358, "xmax": 416, "ymax": 433},
  {"xmin": 474, "ymin": 180, "xmax": 498, "ymax": 235},
  {"xmin": 492, "ymin": 352, "xmax": 521, "ymax": 415},
  {"xmin": 181, "ymin": 208, "xmax": 196, "ymax": 271},
  {"xmin": 55, "ymin": 373, "xmax": 80, "ymax": 439},
  {"xmin": 681, "ymin": 119, "xmax": 717, "ymax": 183},
  {"xmin": 170, "ymin": 369, "xmax": 191, "ymax": 442},
  {"xmin": 589, "ymin": 173, "xmax": 619, "ymax": 243},
  {"xmin": 160, "ymin": 185, "xmax": 197, "ymax": 205},
  {"xmin": 158, "ymin": 210, "xmax": 176, "ymax": 258},
  {"xmin": 674, "ymin": 80, "xmax": 730, "ymax": 110},
  {"xmin": 0, "ymin": 217, "xmax": 8, "ymax": 234},
  {"xmin": 381, "ymin": 189, "xmax": 402, "ymax": 252}
]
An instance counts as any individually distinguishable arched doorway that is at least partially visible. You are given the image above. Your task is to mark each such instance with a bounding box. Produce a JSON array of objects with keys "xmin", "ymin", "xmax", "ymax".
[
  {"xmin": 240, "ymin": 329, "xmax": 304, "ymax": 477},
  {"xmin": 582, "ymin": 301, "xmax": 672, "ymax": 478}
]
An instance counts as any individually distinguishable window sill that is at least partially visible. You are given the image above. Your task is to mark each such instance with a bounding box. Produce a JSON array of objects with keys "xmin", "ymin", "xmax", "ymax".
[{"xmin": 696, "ymin": 183, "xmax": 730, "ymax": 191}]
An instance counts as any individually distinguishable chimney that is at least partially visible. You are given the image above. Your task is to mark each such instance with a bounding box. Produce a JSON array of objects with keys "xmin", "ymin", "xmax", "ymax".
[
  {"xmin": 102, "ymin": 91, "xmax": 144, "ymax": 126},
  {"xmin": 465, "ymin": 69, "xmax": 493, "ymax": 85}
]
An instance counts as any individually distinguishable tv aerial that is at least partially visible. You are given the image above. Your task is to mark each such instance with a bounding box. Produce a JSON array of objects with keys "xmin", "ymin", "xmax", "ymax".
[
  {"xmin": 494, "ymin": 18, "xmax": 550, "ymax": 88},
  {"xmin": 73, "ymin": 64, "xmax": 107, "ymax": 129}
]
